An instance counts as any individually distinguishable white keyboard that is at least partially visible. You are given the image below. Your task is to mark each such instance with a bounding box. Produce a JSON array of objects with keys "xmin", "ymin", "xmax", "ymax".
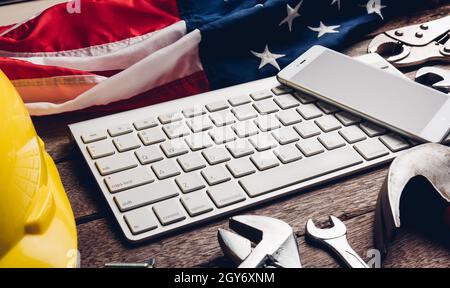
[{"xmin": 69, "ymin": 77, "xmax": 412, "ymax": 243}]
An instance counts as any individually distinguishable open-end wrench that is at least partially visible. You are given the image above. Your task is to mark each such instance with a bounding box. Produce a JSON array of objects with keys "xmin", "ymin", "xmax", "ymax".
[
  {"xmin": 415, "ymin": 67, "xmax": 450, "ymax": 94},
  {"xmin": 306, "ymin": 216, "xmax": 369, "ymax": 268},
  {"xmin": 218, "ymin": 215, "xmax": 301, "ymax": 268}
]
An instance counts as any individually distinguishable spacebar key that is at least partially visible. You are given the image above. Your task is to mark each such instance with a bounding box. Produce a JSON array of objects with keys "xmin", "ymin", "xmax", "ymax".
[{"xmin": 239, "ymin": 147, "xmax": 363, "ymax": 197}]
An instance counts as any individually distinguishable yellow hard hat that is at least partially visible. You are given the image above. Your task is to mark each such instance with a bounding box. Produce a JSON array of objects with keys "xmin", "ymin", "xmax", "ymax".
[{"xmin": 0, "ymin": 71, "xmax": 78, "ymax": 268}]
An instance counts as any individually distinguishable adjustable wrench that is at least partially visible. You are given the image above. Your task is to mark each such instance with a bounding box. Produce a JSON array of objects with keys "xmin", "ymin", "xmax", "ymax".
[
  {"xmin": 306, "ymin": 216, "xmax": 369, "ymax": 268},
  {"xmin": 218, "ymin": 215, "xmax": 301, "ymax": 268}
]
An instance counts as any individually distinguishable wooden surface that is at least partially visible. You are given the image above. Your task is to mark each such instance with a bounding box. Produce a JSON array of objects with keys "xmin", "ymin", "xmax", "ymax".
[{"xmin": 31, "ymin": 4, "xmax": 450, "ymax": 268}]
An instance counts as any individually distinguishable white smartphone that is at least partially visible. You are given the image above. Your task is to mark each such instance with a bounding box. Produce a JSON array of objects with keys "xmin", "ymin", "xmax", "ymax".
[{"xmin": 277, "ymin": 46, "xmax": 450, "ymax": 143}]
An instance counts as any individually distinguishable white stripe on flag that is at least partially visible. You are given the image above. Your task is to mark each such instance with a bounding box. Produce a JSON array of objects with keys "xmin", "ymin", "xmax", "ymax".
[
  {"xmin": 25, "ymin": 28, "xmax": 203, "ymax": 116},
  {"xmin": 5, "ymin": 21, "xmax": 188, "ymax": 72}
]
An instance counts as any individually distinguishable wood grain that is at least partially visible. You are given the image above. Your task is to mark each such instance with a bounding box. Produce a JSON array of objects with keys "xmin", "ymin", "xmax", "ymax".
[{"xmin": 30, "ymin": 4, "xmax": 450, "ymax": 267}]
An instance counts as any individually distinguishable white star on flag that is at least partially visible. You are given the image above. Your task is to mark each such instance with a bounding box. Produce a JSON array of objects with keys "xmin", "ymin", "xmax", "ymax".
[
  {"xmin": 365, "ymin": 0, "xmax": 386, "ymax": 20},
  {"xmin": 251, "ymin": 45, "xmax": 285, "ymax": 71},
  {"xmin": 279, "ymin": 0, "xmax": 303, "ymax": 32},
  {"xmin": 308, "ymin": 21, "xmax": 340, "ymax": 38},
  {"xmin": 330, "ymin": 0, "xmax": 341, "ymax": 10}
]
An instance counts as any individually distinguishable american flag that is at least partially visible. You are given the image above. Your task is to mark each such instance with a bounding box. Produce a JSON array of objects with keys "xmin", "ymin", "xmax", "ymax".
[{"xmin": 0, "ymin": 0, "xmax": 433, "ymax": 116}]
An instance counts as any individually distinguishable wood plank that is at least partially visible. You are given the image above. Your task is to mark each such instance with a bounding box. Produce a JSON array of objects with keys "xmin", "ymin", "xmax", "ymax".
[
  {"xmin": 77, "ymin": 211, "xmax": 450, "ymax": 268},
  {"xmin": 56, "ymin": 160, "xmax": 105, "ymax": 220}
]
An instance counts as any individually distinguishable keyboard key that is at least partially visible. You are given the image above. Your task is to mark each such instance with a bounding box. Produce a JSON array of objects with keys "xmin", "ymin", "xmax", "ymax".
[
  {"xmin": 379, "ymin": 134, "xmax": 410, "ymax": 152},
  {"xmin": 296, "ymin": 138, "xmax": 325, "ymax": 157},
  {"xmin": 276, "ymin": 109, "xmax": 302, "ymax": 126},
  {"xmin": 209, "ymin": 111, "xmax": 236, "ymax": 127},
  {"xmin": 272, "ymin": 127, "xmax": 300, "ymax": 145},
  {"xmin": 114, "ymin": 180, "xmax": 179, "ymax": 211},
  {"xmin": 206, "ymin": 100, "xmax": 229, "ymax": 112},
  {"xmin": 182, "ymin": 106, "xmax": 206, "ymax": 118},
  {"xmin": 293, "ymin": 121, "xmax": 321, "ymax": 138},
  {"xmin": 316, "ymin": 101, "xmax": 340, "ymax": 114},
  {"xmin": 133, "ymin": 117, "xmax": 158, "ymax": 130},
  {"xmin": 181, "ymin": 192, "xmax": 214, "ymax": 216},
  {"xmin": 108, "ymin": 124, "xmax": 133, "ymax": 137},
  {"xmin": 153, "ymin": 199, "xmax": 186, "ymax": 225},
  {"xmin": 202, "ymin": 147, "xmax": 231, "ymax": 165},
  {"xmin": 124, "ymin": 207, "xmax": 158, "ymax": 234},
  {"xmin": 160, "ymin": 139, "xmax": 189, "ymax": 157},
  {"xmin": 175, "ymin": 172, "xmax": 206, "ymax": 193},
  {"xmin": 354, "ymin": 139, "xmax": 390, "ymax": 160},
  {"xmin": 271, "ymin": 85, "xmax": 293, "ymax": 95},
  {"xmin": 184, "ymin": 133, "xmax": 214, "ymax": 151},
  {"xmin": 186, "ymin": 117, "xmax": 213, "ymax": 133},
  {"xmin": 254, "ymin": 115, "xmax": 281, "ymax": 132},
  {"xmin": 318, "ymin": 133, "xmax": 346, "ymax": 150},
  {"xmin": 138, "ymin": 128, "xmax": 166, "ymax": 145},
  {"xmin": 105, "ymin": 166, "xmax": 154, "ymax": 193},
  {"xmin": 239, "ymin": 147, "xmax": 363, "ymax": 197},
  {"xmin": 163, "ymin": 122, "xmax": 191, "ymax": 139},
  {"xmin": 87, "ymin": 140, "xmax": 115, "ymax": 159},
  {"xmin": 250, "ymin": 90, "xmax": 272, "ymax": 101},
  {"xmin": 339, "ymin": 126, "xmax": 367, "ymax": 144},
  {"xmin": 177, "ymin": 153, "xmax": 207, "ymax": 172},
  {"xmin": 226, "ymin": 158, "xmax": 256, "ymax": 178},
  {"xmin": 152, "ymin": 159, "xmax": 181, "ymax": 179},
  {"xmin": 81, "ymin": 130, "xmax": 107, "ymax": 143},
  {"xmin": 113, "ymin": 134, "xmax": 141, "ymax": 152},
  {"xmin": 294, "ymin": 91, "xmax": 316, "ymax": 104},
  {"xmin": 297, "ymin": 104, "xmax": 322, "ymax": 119},
  {"xmin": 207, "ymin": 182, "xmax": 246, "ymax": 208},
  {"xmin": 201, "ymin": 166, "xmax": 231, "ymax": 186},
  {"xmin": 315, "ymin": 115, "xmax": 342, "ymax": 132},
  {"xmin": 360, "ymin": 122, "xmax": 386, "ymax": 137},
  {"xmin": 249, "ymin": 133, "xmax": 278, "ymax": 151},
  {"xmin": 226, "ymin": 140, "xmax": 254, "ymax": 158},
  {"xmin": 158, "ymin": 112, "xmax": 183, "ymax": 124},
  {"xmin": 209, "ymin": 127, "xmax": 237, "ymax": 144},
  {"xmin": 231, "ymin": 105, "xmax": 258, "ymax": 121},
  {"xmin": 273, "ymin": 144, "xmax": 302, "ymax": 164},
  {"xmin": 335, "ymin": 112, "xmax": 361, "ymax": 126},
  {"xmin": 273, "ymin": 94, "xmax": 299, "ymax": 110},
  {"xmin": 233, "ymin": 121, "xmax": 259, "ymax": 138},
  {"xmin": 228, "ymin": 95, "xmax": 251, "ymax": 106},
  {"xmin": 96, "ymin": 153, "xmax": 137, "ymax": 176},
  {"xmin": 253, "ymin": 99, "xmax": 279, "ymax": 114},
  {"xmin": 134, "ymin": 146, "xmax": 164, "ymax": 164},
  {"xmin": 250, "ymin": 151, "xmax": 279, "ymax": 171}
]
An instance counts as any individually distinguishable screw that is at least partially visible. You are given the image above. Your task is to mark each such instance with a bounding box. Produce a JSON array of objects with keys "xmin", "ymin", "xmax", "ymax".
[
  {"xmin": 394, "ymin": 30, "xmax": 403, "ymax": 36},
  {"xmin": 420, "ymin": 24, "xmax": 428, "ymax": 30},
  {"xmin": 415, "ymin": 31, "xmax": 423, "ymax": 38},
  {"xmin": 104, "ymin": 258, "xmax": 156, "ymax": 268}
]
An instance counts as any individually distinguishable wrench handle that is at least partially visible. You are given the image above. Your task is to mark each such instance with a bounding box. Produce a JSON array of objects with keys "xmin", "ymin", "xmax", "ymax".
[{"xmin": 325, "ymin": 237, "xmax": 369, "ymax": 268}]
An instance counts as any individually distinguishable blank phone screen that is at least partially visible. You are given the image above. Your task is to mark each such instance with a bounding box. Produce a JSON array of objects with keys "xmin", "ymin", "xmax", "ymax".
[{"xmin": 292, "ymin": 50, "xmax": 448, "ymax": 135}]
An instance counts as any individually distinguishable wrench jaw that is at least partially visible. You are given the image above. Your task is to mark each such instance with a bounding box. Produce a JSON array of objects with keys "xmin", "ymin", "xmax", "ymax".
[
  {"xmin": 218, "ymin": 228, "xmax": 252, "ymax": 265},
  {"xmin": 305, "ymin": 216, "xmax": 347, "ymax": 241},
  {"xmin": 217, "ymin": 215, "xmax": 302, "ymax": 268},
  {"xmin": 368, "ymin": 34, "xmax": 410, "ymax": 64},
  {"xmin": 415, "ymin": 67, "xmax": 450, "ymax": 93}
]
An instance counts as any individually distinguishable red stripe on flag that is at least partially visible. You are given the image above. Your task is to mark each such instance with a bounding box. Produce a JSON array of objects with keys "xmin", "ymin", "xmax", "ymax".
[
  {"xmin": 0, "ymin": 57, "xmax": 93, "ymax": 80},
  {"xmin": 0, "ymin": 0, "xmax": 180, "ymax": 53}
]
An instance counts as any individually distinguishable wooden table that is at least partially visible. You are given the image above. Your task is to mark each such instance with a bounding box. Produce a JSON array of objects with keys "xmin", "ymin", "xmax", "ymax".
[{"xmin": 31, "ymin": 4, "xmax": 450, "ymax": 268}]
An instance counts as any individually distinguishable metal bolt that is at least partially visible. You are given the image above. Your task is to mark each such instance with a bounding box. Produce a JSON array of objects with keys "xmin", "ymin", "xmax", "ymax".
[
  {"xmin": 420, "ymin": 24, "xmax": 428, "ymax": 30},
  {"xmin": 394, "ymin": 30, "xmax": 403, "ymax": 36},
  {"xmin": 444, "ymin": 46, "xmax": 450, "ymax": 53},
  {"xmin": 415, "ymin": 31, "xmax": 423, "ymax": 38}
]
